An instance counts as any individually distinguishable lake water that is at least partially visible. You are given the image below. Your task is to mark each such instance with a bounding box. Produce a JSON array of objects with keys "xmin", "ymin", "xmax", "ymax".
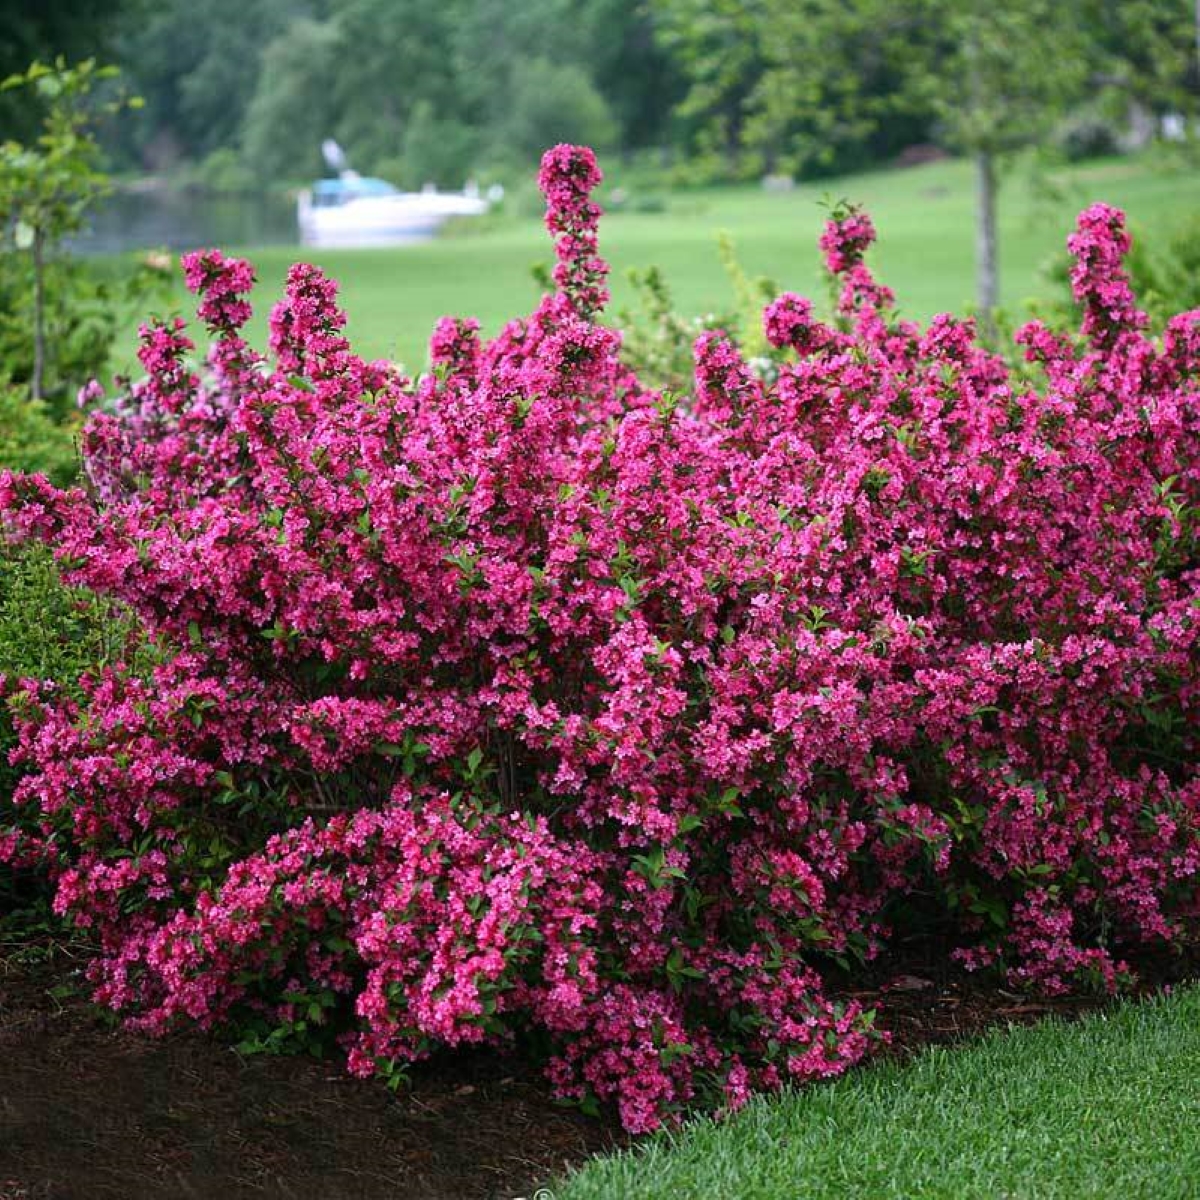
[{"xmin": 70, "ymin": 187, "xmax": 299, "ymax": 256}]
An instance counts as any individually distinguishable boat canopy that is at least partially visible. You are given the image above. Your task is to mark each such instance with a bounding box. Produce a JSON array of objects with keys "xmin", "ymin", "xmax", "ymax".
[{"xmin": 311, "ymin": 176, "xmax": 398, "ymax": 206}]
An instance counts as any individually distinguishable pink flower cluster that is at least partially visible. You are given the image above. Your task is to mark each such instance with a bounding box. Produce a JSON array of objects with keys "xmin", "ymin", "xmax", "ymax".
[
  {"xmin": 2, "ymin": 145, "xmax": 1198, "ymax": 1131},
  {"xmin": 538, "ymin": 143, "xmax": 608, "ymax": 317}
]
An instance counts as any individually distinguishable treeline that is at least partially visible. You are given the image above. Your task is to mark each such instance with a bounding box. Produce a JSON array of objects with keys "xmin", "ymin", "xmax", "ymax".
[
  {"xmin": 112, "ymin": 0, "xmax": 688, "ymax": 186},
  {"xmin": 2, "ymin": 0, "xmax": 681, "ymax": 187},
  {"xmin": 2, "ymin": 0, "xmax": 1198, "ymax": 188}
]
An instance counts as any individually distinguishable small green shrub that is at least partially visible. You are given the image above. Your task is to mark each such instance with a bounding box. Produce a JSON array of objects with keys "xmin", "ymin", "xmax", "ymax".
[
  {"xmin": 616, "ymin": 264, "xmax": 725, "ymax": 392},
  {"xmin": 616, "ymin": 233, "xmax": 777, "ymax": 392},
  {"xmin": 1055, "ymin": 107, "xmax": 1121, "ymax": 162},
  {"xmin": 0, "ymin": 383, "xmax": 78, "ymax": 486}
]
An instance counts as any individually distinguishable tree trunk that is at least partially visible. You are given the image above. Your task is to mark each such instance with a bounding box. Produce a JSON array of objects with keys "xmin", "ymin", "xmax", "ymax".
[
  {"xmin": 31, "ymin": 225, "xmax": 46, "ymax": 403},
  {"xmin": 975, "ymin": 149, "xmax": 998, "ymax": 334}
]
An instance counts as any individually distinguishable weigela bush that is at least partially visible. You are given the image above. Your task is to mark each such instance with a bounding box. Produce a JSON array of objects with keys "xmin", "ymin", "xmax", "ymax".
[{"xmin": 2, "ymin": 147, "xmax": 1198, "ymax": 1132}]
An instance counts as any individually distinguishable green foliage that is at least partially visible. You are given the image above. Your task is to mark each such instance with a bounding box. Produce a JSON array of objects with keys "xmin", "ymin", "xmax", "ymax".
[
  {"xmin": 583, "ymin": 0, "xmax": 683, "ymax": 152},
  {"xmin": 616, "ymin": 232, "xmax": 777, "ymax": 391},
  {"xmin": 649, "ymin": 0, "xmax": 768, "ymax": 180},
  {"xmin": 927, "ymin": 0, "xmax": 1092, "ymax": 161},
  {"xmin": 1124, "ymin": 213, "xmax": 1200, "ymax": 320},
  {"xmin": 715, "ymin": 232, "xmax": 776, "ymax": 358},
  {"xmin": 717, "ymin": 0, "xmax": 1094, "ymax": 182},
  {"xmin": 0, "ymin": 59, "xmax": 130, "ymax": 251},
  {"xmin": 8, "ymin": 0, "xmax": 1197, "ymax": 195},
  {"xmin": 190, "ymin": 146, "xmax": 258, "ymax": 194},
  {"xmin": 0, "ymin": 56, "xmax": 171, "ymax": 463},
  {"xmin": 0, "ymin": 250, "xmax": 172, "ymax": 417},
  {"xmin": 743, "ymin": 0, "xmax": 937, "ymax": 179},
  {"xmin": 0, "ymin": 384, "xmax": 78, "ymax": 487},
  {"xmin": 657, "ymin": 0, "xmax": 1199, "ymax": 182},
  {"xmin": 110, "ymin": 0, "xmax": 679, "ymax": 184},
  {"xmin": 328, "ymin": 0, "xmax": 465, "ymax": 173},
  {"xmin": 0, "ymin": 3, "xmax": 127, "ymax": 142},
  {"xmin": 116, "ymin": 0, "xmax": 297, "ymax": 167},
  {"xmin": 617, "ymin": 265, "xmax": 723, "ymax": 393},
  {"xmin": 1055, "ymin": 103, "xmax": 1123, "ymax": 162},
  {"xmin": 0, "ymin": 546, "xmax": 142, "ymax": 739},
  {"xmin": 1083, "ymin": 0, "xmax": 1200, "ymax": 118},
  {"xmin": 451, "ymin": 0, "xmax": 677, "ymax": 160},
  {"xmin": 244, "ymin": 22, "xmax": 625, "ymax": 191}
]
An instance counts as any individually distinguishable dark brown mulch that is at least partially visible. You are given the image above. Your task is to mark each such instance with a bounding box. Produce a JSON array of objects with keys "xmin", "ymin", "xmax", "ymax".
[
  {"xmin": 0, "ymin": 942, "xmax": 1191, "ymax": 1200},
  {"xmin": 0, "ymin": 951, "xmax": 621, "ymax": 1200}
]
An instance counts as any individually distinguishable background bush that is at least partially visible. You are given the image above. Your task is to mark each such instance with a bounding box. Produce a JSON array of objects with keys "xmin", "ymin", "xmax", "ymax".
[{"xmin": 0, "ymin": 384, "xmax": 78, "ymax": 486}]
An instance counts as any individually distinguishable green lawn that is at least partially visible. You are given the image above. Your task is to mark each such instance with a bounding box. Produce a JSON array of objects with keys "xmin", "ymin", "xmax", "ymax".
[
  {"xmin": 125, "ymin": 152, "xmax": 1200, "ymax": 372},
  {"xmin": 553, "ymin": 986, "xmax": 1200, "ymax": 1200}
]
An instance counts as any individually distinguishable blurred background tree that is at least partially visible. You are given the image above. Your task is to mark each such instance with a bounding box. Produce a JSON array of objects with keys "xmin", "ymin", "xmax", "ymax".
[
  {"xmin": 95, "ymin": 0, "xmax": 681, "ymax": 186},
  {"xmin": 649, "ymin": 0, "xmax": 768, "ymax": 179},
  {"xmin": 661, "ymin": 0, "xmax": 1199, "ymax": 321},
  {"xmin": 1, "ymin": 0, "xmax": 1189, "ymax": 200},
  {"xmin": 240, "ymin": 17, "xmax": 342, "ymax": 183},
  {"xmin": 0, "ymin": 0, "xmax": 1197, "ymax": 323}
]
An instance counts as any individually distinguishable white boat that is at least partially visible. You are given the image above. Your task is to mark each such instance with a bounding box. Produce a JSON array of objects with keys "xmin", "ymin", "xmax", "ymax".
[
  {"xmin": 297, "ymin": 172, "xmax": 493, "ymax": 248},
  {"xmin": 297, "ymin": 140, "xmax": 499, "ymax": 248}
]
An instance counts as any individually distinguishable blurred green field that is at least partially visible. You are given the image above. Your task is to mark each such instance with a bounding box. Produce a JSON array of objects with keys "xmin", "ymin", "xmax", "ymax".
[{"xmin": 125, "ymin": 152, "xmax": 1200, "ymax": 370}]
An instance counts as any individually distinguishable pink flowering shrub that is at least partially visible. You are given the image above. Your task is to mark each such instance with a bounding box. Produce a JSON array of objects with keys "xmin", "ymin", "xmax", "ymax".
[{"xmin": 2, "ymin": 146, "xmax": 1198, "ymax": 1132}]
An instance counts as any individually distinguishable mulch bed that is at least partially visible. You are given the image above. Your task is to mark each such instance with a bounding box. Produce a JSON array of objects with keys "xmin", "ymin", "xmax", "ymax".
[
  {"xmin": 0, "ymin": 942, "xmax": 1190, "ymax": 1200},
  {"xmin": 0, "ymin": 950, "xmax": 619, "ymax": 1200}
]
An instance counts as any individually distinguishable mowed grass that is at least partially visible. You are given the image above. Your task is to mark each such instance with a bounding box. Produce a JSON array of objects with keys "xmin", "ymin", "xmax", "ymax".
[
  {"xmin": 122, "ymin": 152, "xmax": 1200, "ymax": 371},
  {"xmin": 553, "ymin": 986, "xmax": 1200, "ymax": 1200}
]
